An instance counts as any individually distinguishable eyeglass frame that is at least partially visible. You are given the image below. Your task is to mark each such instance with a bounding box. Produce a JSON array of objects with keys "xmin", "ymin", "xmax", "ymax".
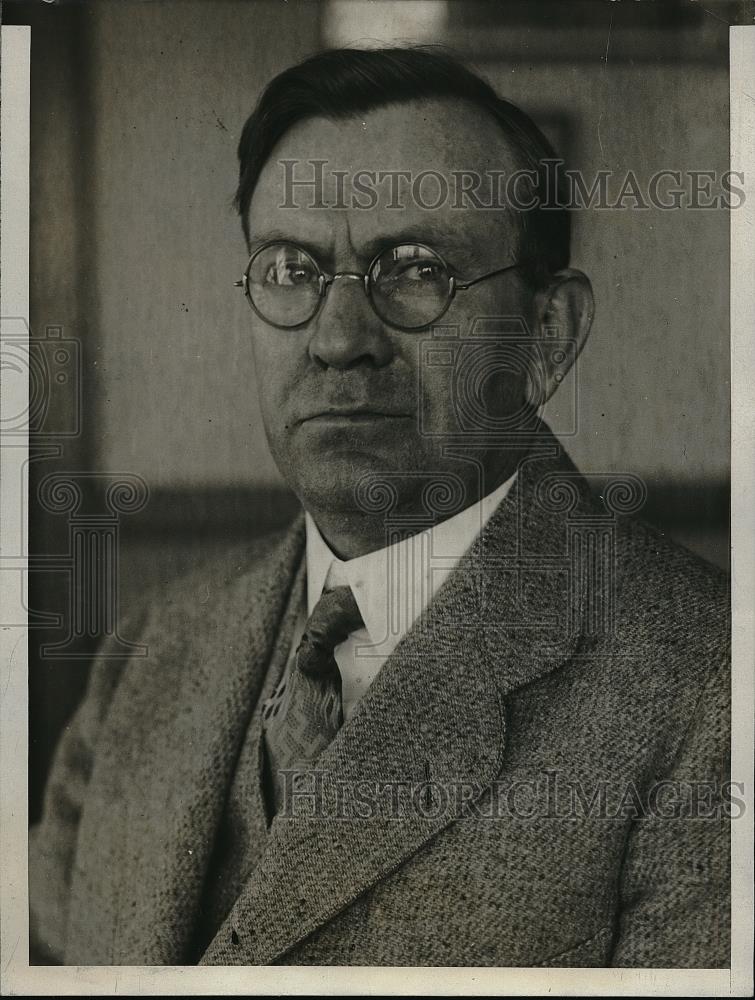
[{"xmin": 233, "ymin": 239, "xmax": 525, "ymax": 332}]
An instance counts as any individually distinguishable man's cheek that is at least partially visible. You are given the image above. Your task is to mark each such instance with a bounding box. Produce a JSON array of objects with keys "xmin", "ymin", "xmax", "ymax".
[
  {"xmin": 486, "ymin": 372, "xmax": 529, "ymax": 420},
  {"xmin": 418, "ymin": 369, "xmax": 457, "ymax": 436}
]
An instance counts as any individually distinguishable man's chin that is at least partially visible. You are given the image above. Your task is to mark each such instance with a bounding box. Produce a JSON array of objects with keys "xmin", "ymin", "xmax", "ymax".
[{"xmin": 287, "ymin": 449, "xmax": 418, "ymax": 517}]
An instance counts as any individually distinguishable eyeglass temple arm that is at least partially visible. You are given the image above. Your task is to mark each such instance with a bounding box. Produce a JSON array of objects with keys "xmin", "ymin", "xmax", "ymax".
[{"xmin": 454, "ymin": 262, "xmax": 523, "ymax": 291}]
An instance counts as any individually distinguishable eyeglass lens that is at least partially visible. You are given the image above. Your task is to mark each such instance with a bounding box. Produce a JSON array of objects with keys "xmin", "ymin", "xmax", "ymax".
[{"xmin": 247, "ymin": 244, "xmax": 321, "ymax": 327}]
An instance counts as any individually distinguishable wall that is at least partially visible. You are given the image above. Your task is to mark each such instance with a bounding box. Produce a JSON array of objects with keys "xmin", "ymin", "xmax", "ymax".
[
  {"xmin": 88, "ymin": 0, "xmax": 319, "ymax": 489},
  {"xmin": 497, "ymin": 59, "xmax": 730, "ymax": 487}
]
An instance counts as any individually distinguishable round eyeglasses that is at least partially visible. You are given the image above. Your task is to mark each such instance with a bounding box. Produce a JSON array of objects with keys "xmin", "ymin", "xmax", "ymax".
[{"xmin": 234, "ymin": 240, "xmax": 523, "ymax": 332}]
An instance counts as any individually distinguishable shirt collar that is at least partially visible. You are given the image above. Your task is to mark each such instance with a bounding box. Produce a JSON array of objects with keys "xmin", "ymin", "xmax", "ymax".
[{"xmin": 304, "ymin": 470, "xmax": 517, "ymax": 652}]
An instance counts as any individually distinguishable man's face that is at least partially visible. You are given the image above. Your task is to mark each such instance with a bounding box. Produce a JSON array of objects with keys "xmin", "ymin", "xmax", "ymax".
[{"xmin": 245, "ymin": 98, "xmax": 535, "ymax": 525}]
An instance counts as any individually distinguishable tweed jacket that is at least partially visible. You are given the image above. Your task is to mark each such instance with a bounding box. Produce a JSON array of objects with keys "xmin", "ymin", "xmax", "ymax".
[{"xmin": 29, "ymin": 430, "xmax": 731, "ymax": 968}]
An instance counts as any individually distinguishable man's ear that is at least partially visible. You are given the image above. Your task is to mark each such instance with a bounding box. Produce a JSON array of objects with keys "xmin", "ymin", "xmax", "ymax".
[{"xmin": 526, "ymin": 268, "xmax": 595, "ymax": 406}]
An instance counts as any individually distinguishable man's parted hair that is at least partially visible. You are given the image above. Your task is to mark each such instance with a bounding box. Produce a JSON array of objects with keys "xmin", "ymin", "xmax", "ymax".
[{"xmin": 235, "ymin": 46, "xmax": 570, "ymax": 286}]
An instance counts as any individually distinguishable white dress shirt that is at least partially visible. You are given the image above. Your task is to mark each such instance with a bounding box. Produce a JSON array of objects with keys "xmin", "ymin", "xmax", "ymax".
[{"xmin": 288, "ymin": 472, "xmax": 517, "ymax": 721}]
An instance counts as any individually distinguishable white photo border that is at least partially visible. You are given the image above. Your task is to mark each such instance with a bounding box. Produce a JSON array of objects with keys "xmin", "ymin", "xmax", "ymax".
[{"xmin": 0, "ymin": 19, "xmax": 752, "ymax": 999}]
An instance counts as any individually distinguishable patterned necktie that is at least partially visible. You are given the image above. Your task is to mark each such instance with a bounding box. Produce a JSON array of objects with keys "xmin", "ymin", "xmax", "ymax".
[{"xmin": 262, "ymin": 585, "xmax": 364, "ymax": 817}]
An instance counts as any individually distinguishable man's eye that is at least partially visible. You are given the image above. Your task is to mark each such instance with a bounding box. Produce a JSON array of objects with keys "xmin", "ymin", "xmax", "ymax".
[
  {"xmin": 389, "ymin": 261, "xmax": 445, "ymax": 284},
  {"xmin": 414, "ymin": 263, "xmax": 443, "ymax": 281},
  {"xmin": 264, "ymin": 263, "xmax": 316, "ymax": 286}
]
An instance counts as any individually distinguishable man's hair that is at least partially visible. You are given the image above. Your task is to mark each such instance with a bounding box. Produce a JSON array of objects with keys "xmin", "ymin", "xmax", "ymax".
[{"xmin": 235, "ymin": 46, "xmax": 570, "ymax": 286}]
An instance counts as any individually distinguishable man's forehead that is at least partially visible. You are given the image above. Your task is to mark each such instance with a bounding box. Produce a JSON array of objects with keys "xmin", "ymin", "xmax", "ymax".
[
  {"xmin": 247, "ymin": 97, "xmax": 521, "ymax": 258},
  {"xmin": 266, "ymin": 97, "xmax": 516, "ymax": 167}
]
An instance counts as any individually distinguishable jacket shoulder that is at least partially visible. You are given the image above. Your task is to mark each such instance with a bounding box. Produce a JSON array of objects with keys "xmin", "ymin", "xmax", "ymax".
[
  {"xmin": 138, "ymin": 517, "xmax": 304, "ymax": 632},
  {"xmin": 78, "ymin": 518, "xmax": 303, "ymax": 725},
  {"xmin": 613, "ymin": 515, "xmax": 729, "ymax": 634},
  {"xmin": 590, "ymin": 516, "xmax": 730, "ymax": 758}
]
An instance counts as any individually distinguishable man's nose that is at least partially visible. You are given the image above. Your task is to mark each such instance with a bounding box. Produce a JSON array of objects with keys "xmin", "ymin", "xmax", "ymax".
[{"xmin": 308, "ymin": 275, "xmax": 394, "ymax": 369}]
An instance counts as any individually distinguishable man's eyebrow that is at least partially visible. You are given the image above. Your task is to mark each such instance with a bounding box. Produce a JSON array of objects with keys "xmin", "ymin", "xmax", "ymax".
[
  {"xmin": 246, "ymin": 225, "xmax": 497, "ymax": 273},
  {"xmin": 247, "ymin": 230, "xmax": 326, "ymax": 258},
  {"xmin": 359, "ymin": 226, "xmax": 489, "ymax": 270}
]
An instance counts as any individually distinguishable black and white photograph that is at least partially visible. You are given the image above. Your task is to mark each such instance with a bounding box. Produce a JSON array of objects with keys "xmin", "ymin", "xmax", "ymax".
[{"xmin": 0, "ymin": 0, "xmax": 753, "ymax": 994}]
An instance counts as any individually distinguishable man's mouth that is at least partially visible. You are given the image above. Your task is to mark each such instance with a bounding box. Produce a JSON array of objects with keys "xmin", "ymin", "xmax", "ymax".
[{"xmin": 299, "ymin": 408, "xmax": 411, "ymax": 423}]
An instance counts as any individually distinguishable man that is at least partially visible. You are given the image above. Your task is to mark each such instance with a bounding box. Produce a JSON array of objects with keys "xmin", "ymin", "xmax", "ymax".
[{"xmin": 30, "ymin": 47, "xmax": 730, "ymax": 968}]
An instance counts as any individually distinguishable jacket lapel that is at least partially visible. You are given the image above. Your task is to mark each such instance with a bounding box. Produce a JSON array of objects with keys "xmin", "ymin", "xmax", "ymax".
[
  {"xmin": 201, "ymin": 434, "xmax": 594, "ymax": 965},
  {"xmin": 67, "ymin": 516, "xmax": 306, "ymax": 964}
]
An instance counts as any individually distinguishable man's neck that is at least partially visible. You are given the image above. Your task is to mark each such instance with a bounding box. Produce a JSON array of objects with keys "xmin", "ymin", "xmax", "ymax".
[
  {"xmin": 306, "ymin": 457, "xmax": 523, "ymax": 560},
  {"xmin": 304, "ymin": 512, "xmax": 417, "ymax": 561}
]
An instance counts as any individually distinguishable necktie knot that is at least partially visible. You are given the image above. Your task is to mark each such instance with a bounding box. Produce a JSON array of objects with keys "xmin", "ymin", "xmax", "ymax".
[{"xmin": 296, "ymin": 585, "xmax": 364, "ymax": 675}]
